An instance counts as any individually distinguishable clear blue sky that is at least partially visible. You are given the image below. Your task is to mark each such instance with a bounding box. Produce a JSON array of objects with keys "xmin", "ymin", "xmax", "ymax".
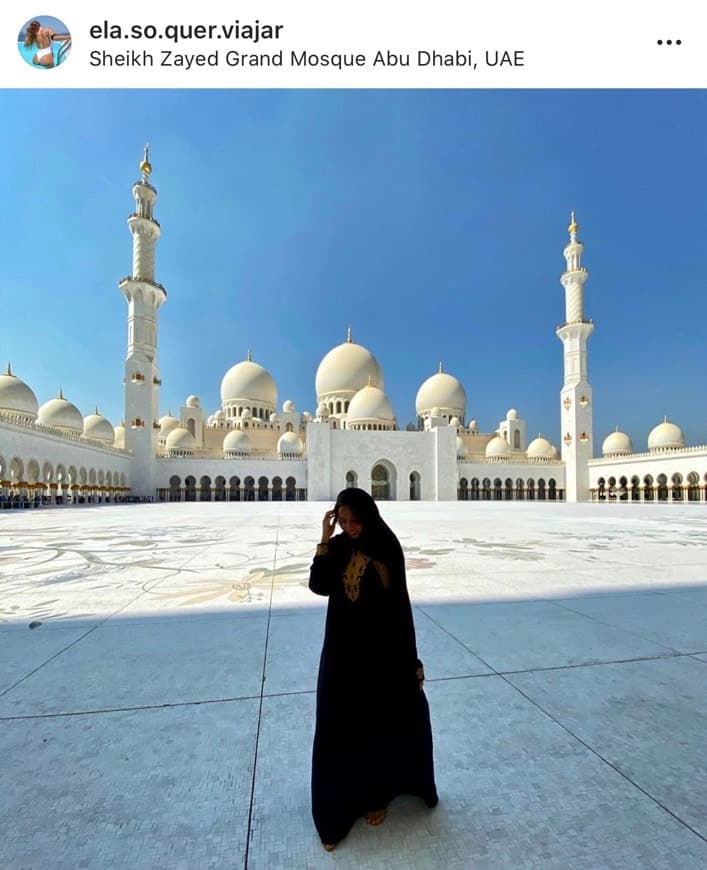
[{"xmin": 1, "ymin": 89, "xmax": 705, "ymax": 451}]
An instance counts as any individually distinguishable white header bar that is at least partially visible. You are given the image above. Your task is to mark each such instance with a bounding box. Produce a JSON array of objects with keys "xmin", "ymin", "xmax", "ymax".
[{"xmin": 2, "ymin": 0, "xmax": 702, "ymax": 88}]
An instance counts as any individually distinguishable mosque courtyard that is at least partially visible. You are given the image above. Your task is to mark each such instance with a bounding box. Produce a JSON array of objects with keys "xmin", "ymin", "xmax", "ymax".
[{"xmin": 1, "ymin": 502, "xmax": 705, "ymax": 869}]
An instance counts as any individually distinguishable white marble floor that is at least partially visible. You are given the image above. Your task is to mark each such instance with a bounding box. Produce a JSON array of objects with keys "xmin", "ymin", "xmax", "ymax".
[{"xmin": 1, "ymin": 502, "xmax": 706, "ymax": 869}]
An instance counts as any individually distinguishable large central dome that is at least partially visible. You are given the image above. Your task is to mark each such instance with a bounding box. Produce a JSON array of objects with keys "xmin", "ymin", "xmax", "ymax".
[
  {"xmin": 220, "ymin": 354, "xmax": 277, "ymax": 406},
  {"xmin": 315, "ymin": 330, "xmax": 383, "ymax": 400}
]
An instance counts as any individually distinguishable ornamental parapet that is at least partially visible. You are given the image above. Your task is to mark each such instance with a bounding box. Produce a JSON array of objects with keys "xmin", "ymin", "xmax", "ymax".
[
  {"xmin": 133, "ymin": 179, "xmax": 157, "ymax": 194},
  {"xmin": 118, "ymin": 275, "xmax": 167, "ymax": 294},
  {"xmin": 0, "ymin": 410, "xmax": 131, "ymax": 454},
  {"xmin": 556, "ymin": 318, "xmax": 594, "ymax": 329},
  {"xmin": 457, "ymin": 456, "xmax": 562, "ymax": 465},
  {"xmin": 156, "ymin": 449, "xmax": 306, "ymax": 461},
  {"xmin": 127, "ymin": 212, "xmax": 161, "ymax": 228},
  {"xmin": 589, "ymin": 444, "xmax": 707, "ymax": 463}
]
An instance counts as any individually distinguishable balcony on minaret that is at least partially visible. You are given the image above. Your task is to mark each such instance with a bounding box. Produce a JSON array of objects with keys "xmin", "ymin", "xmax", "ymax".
[
  {"xmin": 119, "ymin": 275, "xmax": 167, "ymax": 295},
  {"xmin": 128, "ymin": 212, "xmax": 161, "ymax": 228},
  {"xmin": 133, "ymin": 178, "xmax": 156, "ymax": 195}
]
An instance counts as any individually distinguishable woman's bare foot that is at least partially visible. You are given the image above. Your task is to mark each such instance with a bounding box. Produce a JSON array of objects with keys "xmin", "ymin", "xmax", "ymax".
[
  {"xmin": 323, "ymin": 843, "xmax": 337, "ymax": 852},
  {"xmin": 364, "ymin": 809, "xmax": 387, "ymax": 826}
]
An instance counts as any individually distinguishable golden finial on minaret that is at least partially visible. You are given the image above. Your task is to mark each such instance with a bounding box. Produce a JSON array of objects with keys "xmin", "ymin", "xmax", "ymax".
[
  {"xmin": 247, "ymin": 348, "xmax": 252, "ymax": 362},
  {"xmin": 58, "ymin": 387, "xmax": 64, "ymax": 400},
  {"xmin": 6, "ymin": 362, "xmax": 12, "ymax": 376},
  {"xmin": 140, "ymin": 143, "xmax": 152, "ymax": 177},
  {"xmin": 95, "ymin": 406, "xmax": 99, "ymax": 415},
  {"xmin": 367, "ymin": 375, "xmax": 373, "ymax": 387},
  {"xmin": 439, "ymin": 361, "xmax": 443, "ymax": 374},
  {"xmin": 347, "ymin": 325, "xmax": 352, "ymax": 343},
  {"xmin": 568, "ymin": 209, "xmax": 578, "ymax": 237}
]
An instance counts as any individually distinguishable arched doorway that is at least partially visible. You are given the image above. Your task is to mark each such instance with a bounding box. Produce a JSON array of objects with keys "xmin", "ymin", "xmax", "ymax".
[
  {"xmin": 409, "ymin": 471, "xmax": 421, "ymax": 501},
  {"xmin": 169, "ymin": 475, "xmax": 181, "ymax": 502},
  {"xmin": 184, "ymin": 476, "xmax": 196, "ymax": 502},
  {"xmin": 371, "ymin": 463, "xmax": 392, "ymax": 500}
]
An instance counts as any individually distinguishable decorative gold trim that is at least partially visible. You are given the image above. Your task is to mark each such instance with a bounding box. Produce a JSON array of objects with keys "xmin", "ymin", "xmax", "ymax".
[
  {"xmin": 342, "ymin": 549, "xmax": 369, "ymax": 602},
  {"xmin": 315, "ymin": 543, "xmax": 329, "ymax": 557}
]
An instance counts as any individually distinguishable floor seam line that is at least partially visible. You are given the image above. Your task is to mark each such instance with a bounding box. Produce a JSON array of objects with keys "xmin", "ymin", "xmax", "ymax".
[
  {"xmin": 548, "ymin": 599, "xmax": 681, "ymax": 654},
  {"xmin": 243, "ymin": 507, "xmax": 281, "ymax": 870}
]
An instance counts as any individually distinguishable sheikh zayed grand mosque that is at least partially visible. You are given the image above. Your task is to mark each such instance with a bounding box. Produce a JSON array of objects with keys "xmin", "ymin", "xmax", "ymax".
[{"xmin": 0, "ymin": 149, "xmax": 705, "ymax": 507}]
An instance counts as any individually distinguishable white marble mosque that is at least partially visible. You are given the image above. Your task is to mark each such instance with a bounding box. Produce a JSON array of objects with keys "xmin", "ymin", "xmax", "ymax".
[{"xmin": 1, "ymin": 149, "xmax": 706, "ymax": 507}]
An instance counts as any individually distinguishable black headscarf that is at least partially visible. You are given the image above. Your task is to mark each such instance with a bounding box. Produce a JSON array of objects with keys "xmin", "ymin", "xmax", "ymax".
[{"xmin": 333, "ymin": 488, "xmax": 403, "ymax": 577}]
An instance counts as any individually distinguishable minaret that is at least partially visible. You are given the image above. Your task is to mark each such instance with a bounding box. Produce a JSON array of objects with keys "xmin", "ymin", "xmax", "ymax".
[
  {"xmin": 556, "ymin": 211, "xmax": 593, "ymax": 502},
  {"xmin": 119, "ymin": 145, "xmax": 167, "ymax": 498}
]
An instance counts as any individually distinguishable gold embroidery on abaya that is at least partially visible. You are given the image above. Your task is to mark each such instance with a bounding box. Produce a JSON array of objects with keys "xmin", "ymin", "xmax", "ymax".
[{"xmin": 342, "ymin": 549, "xmax": 369, "ymax": 602}]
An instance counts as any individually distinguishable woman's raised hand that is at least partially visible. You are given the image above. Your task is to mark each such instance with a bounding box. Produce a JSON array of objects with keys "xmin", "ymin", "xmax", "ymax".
[{"xmin": 321, "ymin": 509, "xmax": 337, "ymax": 543}]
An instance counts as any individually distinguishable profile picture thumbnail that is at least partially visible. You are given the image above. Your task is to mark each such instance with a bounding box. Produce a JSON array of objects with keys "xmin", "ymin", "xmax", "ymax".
[{"xmin": 18, "ymin": 16, "xmax": 71, "ymax": 69}]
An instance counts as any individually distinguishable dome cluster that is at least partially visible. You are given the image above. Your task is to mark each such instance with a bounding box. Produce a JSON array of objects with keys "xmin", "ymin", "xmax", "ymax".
[
  {"xmin": 600, "ymin": 417, "xmax": 686, "ymax": 457},
  {"xmin": 0, "ymin": 365, "xmax": 120, "ymax": 447}
]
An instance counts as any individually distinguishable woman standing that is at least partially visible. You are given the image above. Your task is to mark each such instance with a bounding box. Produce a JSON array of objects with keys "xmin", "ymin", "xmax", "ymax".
[{"xmin": 309, "ymin": 488, "xmax": 438, "ymax": 851}]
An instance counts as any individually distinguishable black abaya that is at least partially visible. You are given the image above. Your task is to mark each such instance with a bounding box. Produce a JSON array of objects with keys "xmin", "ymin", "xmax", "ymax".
[{"xmin": 309, "ymin": 530, "xmax": 438, "ymax": 845}]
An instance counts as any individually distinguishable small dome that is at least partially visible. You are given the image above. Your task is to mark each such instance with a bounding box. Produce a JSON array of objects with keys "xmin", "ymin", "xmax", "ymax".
[
  {"xmin": 278, "ymin": 431, "xmax": 304, "ymax": 456},
  {"xmin": 186, "ymin": 395, "xmax": 200, "ymax": 408},
  {"xmin": 507, "ymin": 408, "xmax": 518, "ymax": 420},
  {"xmin": 468, "ymin": 419, "xmax": 479, "ymax": 434},
  {"xmin": 302, "ymin": 411, "xmax": 312, "ymax": 422},
  {"xmin": 113, "ymin": 421, "xmax": 125, "ymax": 449},
  {"xmin": 159, "ymin": 413, "xmax": 180, "ymax": 436},
  {"xmin": 0, "ymin": 365, "xmax": 38, "ymax": 419},
  {"xmin": 223, "ymin": 429, "xmax": 250, "ymax": 455},
  {"xmin": 38, "ymin": 392, "xmax": 84, "ymax": 433},
  {"xmin": 315, "ymin": 335, "xmax": 383, "ymax": 399},
  {"xmin": 431, "ymin": 406, "xmax": 441, "ymax": 418},
  {"xmin": 527, "ymin": 435, "xmax": 555, "ymax": 460},
  {"xmin": 602, "ymin": 428, "xmax": 633, "ymax": 457},
  {"xmin": 486, "ymin": 434, "xmax": 511, "ymax": 459},
  {"xmin": 241, "ymin": 407, "xmax": 252, "ymax": 420},
  {"xmin": 282, "ymin": 399, "xmax": 296, "ymax": 412},
  {"xmin": 270, "ymin": 412, "xmax": 280, "ymax": 423},
  {"xmin": 648, "ymin": 417, "xmax": 685, "ymax": 452},
  {"xmin": 347, "ymin": 384, "xmax": 395, "ymax": 424},
  {"xmin": 82, "ymin": 409, "xmax": 114, "ymax": 443},
  {"xmin": 316, "ymin": 401, "xmax": 329, "ymax": 418},
  {"xmin": 165, "ymin": 426, "xmax": 196, "ymax": 453},
  {"xmin": 214, "ymin": 409, "xmax": 225, "ymax": 421},
  {"xmin": 450, "ymin": 416, "xmax": 460, "ymax": 427},
  {"xmin": 456, "ymin": 436, "xmax": 467, "ymax": 458},
  {"xmin": 416, "ymin": 367, "xmax": 466, "ymax": 418},
  {"xmin": 221, "ymin": 356, "xmax": 277, "ymax": 407}
]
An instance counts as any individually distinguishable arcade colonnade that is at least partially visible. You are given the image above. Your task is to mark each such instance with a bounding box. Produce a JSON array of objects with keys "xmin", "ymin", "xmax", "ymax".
[
  {"xmin": 0, "ymin": 452, "xmax": 129, "ymax": 507},
  {"xmin": 592, "ymin": 471, "xmax": 707, "ymax": 502}
]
